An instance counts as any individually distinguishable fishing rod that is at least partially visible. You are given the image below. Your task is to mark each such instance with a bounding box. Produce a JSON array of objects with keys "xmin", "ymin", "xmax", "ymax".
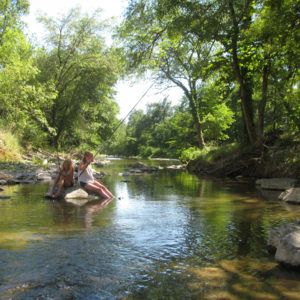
[
  {"xmin": 94, "ymin": 81, "xmax": 156, "ymax": 157},
  {"xmin": 79, "ymin": 81, "xmax": 156, "ymax": 175}
]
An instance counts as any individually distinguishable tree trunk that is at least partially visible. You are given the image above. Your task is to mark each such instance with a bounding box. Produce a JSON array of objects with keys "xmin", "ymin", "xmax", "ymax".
[
  {"xmin": 239, "ymin": 80, "xmax": 257, "ymax": 145},
  {"xmin": 228, "ymin": 0, "xmax": 257, "ymax": 146},
  {"xmin": 188, "ymin": 94, "xmax": 205, "ymax": 149},
  {"xmin": 165, "ymin": 72, "xmax": 206, "ymax": 149},
  {"xmin": 257, "ymin": 62, "xmax": 270, "ymax": 145},
  {"xmin": 195, "ymin": 121, "xmax": 206, "ymax": 148}
]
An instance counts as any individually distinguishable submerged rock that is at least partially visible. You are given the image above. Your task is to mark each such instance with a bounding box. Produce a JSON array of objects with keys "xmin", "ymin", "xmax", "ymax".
[
  {"xmin": 268, "ymin": 221, "xmax": 300, "ymax": 269},
  {"xmin": 256, "ymin": 178, "xmax": 296, "ymax": 190},
  {"xmin": 126, "ymin": 162, "xmax": 159, "ymax": 174}
]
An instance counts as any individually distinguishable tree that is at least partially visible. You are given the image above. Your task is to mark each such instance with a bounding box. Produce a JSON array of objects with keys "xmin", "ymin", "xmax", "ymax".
[
  {"xmin": 0, "ymin": 0, "xmax": 29, "ymax": 46},
  {"xmin": 34, "ymin": 8, "xmax": 122, "ymax": 149},
  {"xmin": 0, "ymin": 0, "xmax": 43, "ymax": 136},
  {"xmin": 118, "ymin": 1, "xmax": 226, "ymax": 148}
]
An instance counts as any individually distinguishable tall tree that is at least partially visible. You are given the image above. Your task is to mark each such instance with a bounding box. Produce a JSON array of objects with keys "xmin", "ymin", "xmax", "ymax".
[
  {"xmin": 35, "ymin": 8, "xmax": 122, "ymax": 149},
  {"xmin": 0, "ymin": 0, "xmax": 41, "ymax": 134},
  {"xmin": 118, "ymin": 1, "xmax": 228, "ymax": 148}
]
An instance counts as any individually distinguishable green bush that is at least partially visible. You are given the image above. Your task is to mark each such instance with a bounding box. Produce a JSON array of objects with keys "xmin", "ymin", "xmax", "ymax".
[
  {"xmin": 180, "ymin": 146, "xmax": 210, "ymax": 163},
  {"xmin": 180, "ymin": 143, "xmax": 240, "ymax": 163}
]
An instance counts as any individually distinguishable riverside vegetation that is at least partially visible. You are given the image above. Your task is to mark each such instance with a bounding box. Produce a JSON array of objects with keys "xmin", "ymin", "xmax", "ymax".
[
  {"xmin": 1, "ymin": 2, "xmax": 300, "ymax": 298},
  {"xmin": 0, "ymin": 0, "xmax": 299, "ymax": 179}
]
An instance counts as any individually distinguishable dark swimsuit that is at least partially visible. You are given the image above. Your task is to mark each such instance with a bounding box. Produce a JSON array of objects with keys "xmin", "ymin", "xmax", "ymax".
[{"xmin": 79, "ymin": 181, "xmax": 87, "ymax": 188}]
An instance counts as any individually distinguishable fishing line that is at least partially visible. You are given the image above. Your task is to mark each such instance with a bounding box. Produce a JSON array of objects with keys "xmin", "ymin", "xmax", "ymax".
[
  {"xmin": 94, "ymin": 81, "xmax": 156, "ymax": 157},
  {"xmin": 79, "ymin": 81, "xmax": 156, "ymax": 176}
]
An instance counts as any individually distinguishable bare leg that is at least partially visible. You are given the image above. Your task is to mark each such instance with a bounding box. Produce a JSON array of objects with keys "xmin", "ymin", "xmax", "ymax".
[
  {"xmin": 93, "ymin": 180, "xmax": 114, "ymax": 198},
  {"xmin": 85, "ymin": 182, "xmax": 113, "ymax": 199},
  {"xmin": 53, "ymin": 177, "xmax": 64, "ymax": 198},
  {"xmin": 47, "ymin": 174, "xmax": 60, "ymax": 196}
]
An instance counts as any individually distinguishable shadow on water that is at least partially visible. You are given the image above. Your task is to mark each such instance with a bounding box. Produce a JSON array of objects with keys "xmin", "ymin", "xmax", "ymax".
[{"xmin": 0, "ymin": 159, "xmax": 300, "ymax": 299}]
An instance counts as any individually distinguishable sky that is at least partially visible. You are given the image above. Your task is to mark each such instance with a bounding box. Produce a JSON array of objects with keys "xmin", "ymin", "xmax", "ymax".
[{"xmin": 23, "ymin": 0, "xmax": 183, "ymax": 119}]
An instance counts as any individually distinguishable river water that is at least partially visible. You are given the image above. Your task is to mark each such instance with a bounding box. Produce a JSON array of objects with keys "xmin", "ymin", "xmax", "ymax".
[{"xmin": 0, "ymin": 159, "xmax": 300, "ymax": 299}]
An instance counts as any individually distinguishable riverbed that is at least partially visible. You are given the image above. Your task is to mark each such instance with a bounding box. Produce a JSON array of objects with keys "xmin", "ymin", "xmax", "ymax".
[{"xmin": 1, "ymin": 158, "xmax": 300, "ymax": 299}]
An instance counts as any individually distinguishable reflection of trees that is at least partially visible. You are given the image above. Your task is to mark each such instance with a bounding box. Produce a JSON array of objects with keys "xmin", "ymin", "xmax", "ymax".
[
  {"xmin": 0, "ymin": 184, "xmax": 55, "ymax": 233},
  {"xmin": 110, "ymin": 170, "xmax": 212, "ymax": 200},
  {"xmin": 229, "ymin": 198, "xmax": 266, "ymax": 256},
  {"xmin": 175, "ymin": 178, "xmax": 270, "ymax": 261}
]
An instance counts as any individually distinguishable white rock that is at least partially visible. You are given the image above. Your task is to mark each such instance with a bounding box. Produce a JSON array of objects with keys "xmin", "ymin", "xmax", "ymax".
[
  {"xmin": 275, "ymin": 231, "xmax": 300, "ymax": 267},
  {"xmin": 64, "ymin": 188, "xmax": 89, "ymax": 199},
  {"xmin": 279, "ymin": 188, "xmax": 300, "ymax": 204},
  {"xmin": 268, "ymin": 221, "xmax": 300, "ymax": 268}
]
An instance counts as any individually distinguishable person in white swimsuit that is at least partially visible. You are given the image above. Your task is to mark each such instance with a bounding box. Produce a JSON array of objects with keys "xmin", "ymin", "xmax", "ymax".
[{"xmin": 78, "ymin": 151, "xmax": 114, "ymax": 199}]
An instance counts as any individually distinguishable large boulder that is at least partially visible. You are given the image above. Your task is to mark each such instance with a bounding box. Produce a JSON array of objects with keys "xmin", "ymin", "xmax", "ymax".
[
  {"xmin": 279, "ymin": 188, "xmax": 300, "ymax": 204},
  {"xmin": 268, "ymin": 221, "xmax": 300, "ymax": 269},
  {"xmin": 256, "ymin": 178, "xmax": 297, "ymax": 190},
  {"xmin": 275, "ymin": 231, "xmax": 300, "ymax": 268},
  {"xmin": 63, "ymin": 187, "xmax": 89, "ymax": 199}
]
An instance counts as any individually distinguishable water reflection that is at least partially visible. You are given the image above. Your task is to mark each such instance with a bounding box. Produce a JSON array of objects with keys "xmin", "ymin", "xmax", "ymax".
[
  {"xmin": 0, "ymin": 159, "xmax": 300, "ymax": 299},
  {"xmin": 84, "ymin": 198, "xmax": 114, "ymax": 229}
]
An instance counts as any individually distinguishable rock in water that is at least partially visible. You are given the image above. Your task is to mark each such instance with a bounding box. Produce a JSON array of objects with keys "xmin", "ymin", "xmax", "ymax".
[
  {"xmin": 64, "ymin": 187, "xmax": 89, "ymax": 199},
  {"xmin": 256, "ymin": 178, "xmax": 296, "ymax": 190},
  {"xmin": 275, "ymin": 231, "xmax": 300, "ymax": 268},
  {"xmin": 279, "ymin": 188, "xmax": 300, "ymax": 204},
  {"xmin": 268, "ymin": 221, "xmax": 300, "ymax": 269}
]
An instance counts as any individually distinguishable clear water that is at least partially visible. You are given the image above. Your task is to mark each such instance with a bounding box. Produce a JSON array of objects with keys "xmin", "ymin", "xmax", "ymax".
[{"xmin": 0, "ymin": 159, "xmax": 300, "ymax": 299}]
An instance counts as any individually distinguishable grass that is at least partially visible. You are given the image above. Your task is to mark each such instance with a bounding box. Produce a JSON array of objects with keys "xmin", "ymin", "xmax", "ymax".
[{"xmin": 0, "ymin": 129, "xmax": 22, "ymax": 161}]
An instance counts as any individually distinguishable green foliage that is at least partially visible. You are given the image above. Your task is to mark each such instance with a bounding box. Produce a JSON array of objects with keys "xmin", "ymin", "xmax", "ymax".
[
  {"xmin": 180, "ymin": 143, "xmax": 241, "ymax": 164},
  {"xmin": 110, "ymin": 95, "xmax": 235, "ymax": 158},
  {"xmin": 0, "ymin": 0, "xmax": 298, "ymax": 161},
  {"xmin": 32, "ymin": 8, "xmax": 122, "ymax": 149},
  {"xmin": 119, "ymin": 0, "xmax": 300, "ymax": 150},
  {"xmin": 180, "ymin": 147, "xmax": 209, "ymax": 163}
]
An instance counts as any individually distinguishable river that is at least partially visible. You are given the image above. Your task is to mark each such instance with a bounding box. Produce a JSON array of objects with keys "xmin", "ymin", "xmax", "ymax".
[{"xmin": 0, "ymin": 158, "xmax": 300, "ymax": 299}]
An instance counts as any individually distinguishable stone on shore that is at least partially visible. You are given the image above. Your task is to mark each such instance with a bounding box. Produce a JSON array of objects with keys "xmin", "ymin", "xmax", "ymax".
[
  {"xmin": 268, "ymin": 221, "xmax": 300, "ymax": 269},
  {"xmin": 279, "ymin": 188, "xmax": 300, "ymax": 204},
  {"xmin": 256, "ymin": 178, "xmax": 296, "ymax": 190}
]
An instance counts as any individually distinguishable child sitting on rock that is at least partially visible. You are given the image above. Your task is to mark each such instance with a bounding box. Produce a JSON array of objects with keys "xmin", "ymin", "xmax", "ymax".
[{"xmin": 48, "ymin": 159, "xmax": 74, "ymax": 199}]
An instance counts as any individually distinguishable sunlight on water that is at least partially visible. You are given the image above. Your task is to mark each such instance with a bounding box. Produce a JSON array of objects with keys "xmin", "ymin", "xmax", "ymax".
[{"xmin": 0, "ymin": 159, "xmax": 299, "ymax": 299}]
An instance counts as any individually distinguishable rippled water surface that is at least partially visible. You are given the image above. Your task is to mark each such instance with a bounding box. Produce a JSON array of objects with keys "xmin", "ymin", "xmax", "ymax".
[{"xmin": 1, "ymin": 159, "xmax": 300, "ymax": 299}]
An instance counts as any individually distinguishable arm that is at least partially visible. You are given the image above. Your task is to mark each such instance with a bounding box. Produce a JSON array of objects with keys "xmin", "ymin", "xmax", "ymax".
[{"xmin": 78, "ymin": 157, "xmax": 93, "ymax": 176}]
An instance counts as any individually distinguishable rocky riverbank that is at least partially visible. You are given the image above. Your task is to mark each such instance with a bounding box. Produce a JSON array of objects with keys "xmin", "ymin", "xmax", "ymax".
[
  {"xmin": 0, "ymin": 149, "xmax": 108, "ymax": 186},
  {"xmin": 0, "ymin": 149, "xmax": 186, "ymax": 186}
]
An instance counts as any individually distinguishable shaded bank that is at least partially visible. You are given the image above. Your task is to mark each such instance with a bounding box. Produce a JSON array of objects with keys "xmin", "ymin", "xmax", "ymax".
[{"xmin": 187, "ymin": 142, "xmax": 300, "ymax": 179}]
